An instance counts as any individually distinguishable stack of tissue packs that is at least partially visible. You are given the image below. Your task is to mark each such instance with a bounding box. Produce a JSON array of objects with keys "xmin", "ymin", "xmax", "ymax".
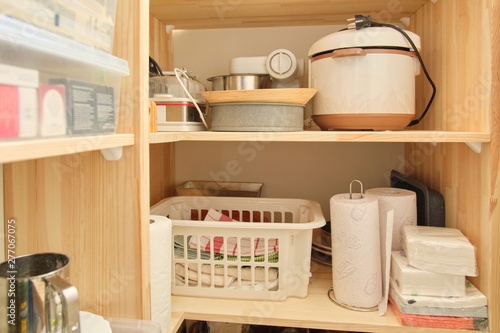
[
  {"xmin": 402, "ymin": 225, "xmax": 478, "ymax": 277},
  {"xmin": 389, "ymin": 226, "xmax": 488, "ymax": 331},
  {"xmin": 391, "ymin": 250, "xmax": 466, "ymax": 297}
]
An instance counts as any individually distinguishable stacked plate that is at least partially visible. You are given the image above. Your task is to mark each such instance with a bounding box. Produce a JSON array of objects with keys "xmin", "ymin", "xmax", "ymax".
[{"xmin": 311, "ymin": 223, "xmax": 332, "ymax": 266}]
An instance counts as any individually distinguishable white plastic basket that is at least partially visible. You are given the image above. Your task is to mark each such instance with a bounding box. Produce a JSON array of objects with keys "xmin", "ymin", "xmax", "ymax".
[{"xmin": 150, "ymin": 196, "xmax": 325, "ymax": 301}]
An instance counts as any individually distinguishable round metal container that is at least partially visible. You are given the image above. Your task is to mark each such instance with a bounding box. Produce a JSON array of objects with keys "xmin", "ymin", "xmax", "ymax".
[{"xmin": 207, "ymin": 74, "xmax": 272, "ymax": 91}]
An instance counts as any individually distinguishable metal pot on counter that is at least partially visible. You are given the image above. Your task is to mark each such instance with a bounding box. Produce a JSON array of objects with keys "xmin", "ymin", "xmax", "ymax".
[
  {"xmin": 0, "ymin": 252, "xmax": 80, "ymax": 333},
  {"xmin": 207, "ymin": 74, "xmax": 272, "ymax": 91}
]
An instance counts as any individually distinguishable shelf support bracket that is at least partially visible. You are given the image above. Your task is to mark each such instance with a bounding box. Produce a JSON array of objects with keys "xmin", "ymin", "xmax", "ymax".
[
  {"xmin": 465, "ymin": 142, "xmax": 482, "ymax": 154},
  {"xmin": 100, "ymin": 147, "xmax": 123, "ymax": 161}
]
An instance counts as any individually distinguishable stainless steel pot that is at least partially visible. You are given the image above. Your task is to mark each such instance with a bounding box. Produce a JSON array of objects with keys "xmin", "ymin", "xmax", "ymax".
[
  {"xmin": 0, "ymin": 253, "xmax": 80, "ymax": 333},
  {"xmin": 207, "ymin": 74, "xmax": 271, "ymax": 91}
]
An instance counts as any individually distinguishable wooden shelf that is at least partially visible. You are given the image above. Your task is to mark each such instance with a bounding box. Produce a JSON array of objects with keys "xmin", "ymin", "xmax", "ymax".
[
  {"xmin": 0, "ymin": 134, "xmax": 134, "ymax": 163},
  {"xmin": 149, "ymin": 130, "xmax": 490, "ymax": 144},
  {"xmin": 150, "ymin": 0, "xmax": 427, "ymax": 29},
  {"xmin": 170, "ymin": 262, "xmax": 472, "ymax": 333}
]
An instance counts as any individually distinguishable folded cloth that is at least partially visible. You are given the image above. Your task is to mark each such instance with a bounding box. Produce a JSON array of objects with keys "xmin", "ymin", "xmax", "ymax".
[
  {"xmin": 174, "ymin": 263, "xmax": 235, "ymax": 287},
  {"xmin": 188, "ymin": 209, "xmax": 279, "ymax": 256},
  {"xmin": 174, "ymin": 235, "xmax": 280, "ymax": 263},
  {"xmin": 185, "ymin": 263, "xmax": 279, "ymax": 282}
]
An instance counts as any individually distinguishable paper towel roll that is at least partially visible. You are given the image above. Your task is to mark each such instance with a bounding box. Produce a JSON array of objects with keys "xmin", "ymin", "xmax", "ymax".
[
  {"xmin": 365, "ymin": 188, "xmax": 417, "ymax": 251},
  {"xmin": 150, "ymin": 215, "xmax": 172, "ymax": 332},
  {"xmin": 330, "ymin": 193, "xmax": 382, "ymax": 309}
]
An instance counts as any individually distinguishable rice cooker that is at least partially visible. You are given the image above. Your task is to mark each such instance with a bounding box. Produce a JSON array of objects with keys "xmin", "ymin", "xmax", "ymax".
[{"xmin": 308, "ymin": 27, "xmax": 421, "ymax": 130}]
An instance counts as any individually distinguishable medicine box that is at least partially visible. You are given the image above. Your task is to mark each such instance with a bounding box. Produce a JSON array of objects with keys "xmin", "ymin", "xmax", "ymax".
[
  {"xmin": 0, "ymin": 63, "xmax": 39, "ymax": 138},
  {"xmin": 50, "ymin": 79, "xmax": 115, "ymax": 134}
]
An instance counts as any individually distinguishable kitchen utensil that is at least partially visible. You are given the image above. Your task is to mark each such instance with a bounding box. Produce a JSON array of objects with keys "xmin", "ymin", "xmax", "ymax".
[
  {"xmin": 0, "ymin": 252, "xmax": 80, "ymax": 333},
  {"xmin": 312, "ymin": 228, "xmax": 331, "ymax": 252},
  {"xmin": 311, "ymin": 249, "xmax": 332, "ymax": 266},
  {"xmin": 207, "ymin": 74, "xmax": 271, "ymax": 91},
  {"xmin": 229, "ymin": 49, "xmax": 305, "ymax": 88},
  {"xmin": 308, "ymin": 27, "xmax": 422, "ymax": 130},
  {"xmin": 390, "ymin": 170, "xmax": 444, "ymax": 227},
  {"xmin": 202, "ymin": 88, "xmax": 316, "ymax": 105},
  {"xmin": 209, "ymin": 103, "xmax": 304, "ymax": 132},
  {"xmin": 153, "ymin": 94, "xmax": 207, "ymax": 132}
]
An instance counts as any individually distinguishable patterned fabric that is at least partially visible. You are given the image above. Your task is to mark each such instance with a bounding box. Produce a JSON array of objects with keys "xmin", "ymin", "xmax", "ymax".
[{"xmin": 187, "ymin": 209, "xmax": 279, "ymax": 256}]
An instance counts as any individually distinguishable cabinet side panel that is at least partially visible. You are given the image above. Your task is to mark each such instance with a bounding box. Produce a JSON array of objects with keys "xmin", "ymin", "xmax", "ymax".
[
  {"xmin": 410, "ymin": 0, "xmax": 491, "ymax": 132},
  {"xmin": 3, "ymin": 150, "xmax": 146, "ymax": 318},
  {"xmin": 408, "ymin": 0, "xmax": 499, "ymax": 331},
  {"xmin": 150, "ymin": 143, "xmax": 175, "ymax": 206},
  {"xmin": 2, "ymin": 0, "xmax": 151, "ymax": 321},
  {"xmin": 115, "ymin": 0, "xmax": 152, "ymax": 320},
  {"xmin": 150, "ymin": 15, "xmax": 173, "ymax": 71},
  {"xmin": 488, "ymin": 0, "xmax": 500, "ymax": 330}
]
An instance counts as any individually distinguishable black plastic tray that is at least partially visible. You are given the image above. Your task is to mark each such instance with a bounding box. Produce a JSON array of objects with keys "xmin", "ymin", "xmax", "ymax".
[{"xmin": 390, "ymin": 170, "xmax": 445, "ymax": 227}]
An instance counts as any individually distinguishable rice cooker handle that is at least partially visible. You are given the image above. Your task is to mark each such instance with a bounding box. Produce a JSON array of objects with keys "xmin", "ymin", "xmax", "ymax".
[{"xmin": 331, "ymin": 48, "xmax": 367, "ymax": 58}]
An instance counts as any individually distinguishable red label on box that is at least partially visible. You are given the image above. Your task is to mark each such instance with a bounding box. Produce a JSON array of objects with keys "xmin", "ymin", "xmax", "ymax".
[{"xmin": 0, "ymin": 84, "xmax": 19, "ymax": 138}]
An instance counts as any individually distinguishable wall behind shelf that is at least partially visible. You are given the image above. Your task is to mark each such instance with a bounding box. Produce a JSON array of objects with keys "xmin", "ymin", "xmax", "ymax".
[
  {"xmin": 174, "ymin": 141, "xmax": 405, "ymax": 217},
  {"xmin": 172, "ymin": 24, "xmax": 345, "ymax": 89},
  {"xmin": 170, "ymin": 24, "xmax": 407, "ymax": 216}
]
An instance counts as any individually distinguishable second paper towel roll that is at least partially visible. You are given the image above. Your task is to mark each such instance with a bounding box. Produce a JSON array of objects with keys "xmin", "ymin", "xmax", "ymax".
[
  {"xmin": 365, "ymin": 187, "xmax": 417, "ymax": 251},
  {"xmin": 330, "ymin": 193, "xmax": 382, "ymax": 309},
  {"xmin": 150, "ymin": 215, "xmax": 172, "ymax": 332}
]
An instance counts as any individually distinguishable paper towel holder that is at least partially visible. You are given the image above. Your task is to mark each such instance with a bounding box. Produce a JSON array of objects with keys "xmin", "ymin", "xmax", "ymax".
[
  {"xmin": 327, "ymin": 288, "xmax": 377, "ymax": 312},
  {"xmin": 349, "ymin": 179, "xmax": 364, "ymax": 199}
]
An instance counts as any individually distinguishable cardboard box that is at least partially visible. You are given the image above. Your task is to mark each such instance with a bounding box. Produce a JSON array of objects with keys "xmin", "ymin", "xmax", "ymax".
[
  {"xmin": 0, "ymin": 63, "xmax": 40, "ymax": 138},
  {"xmin": 50, "ymin": 79, "xmax": 115, "ymax": 134},
  {"xmin": 0, "ymin": 84, "xmax": 19, "ymax": 138},
  {"xmin": 39, "ymin": 84, "xmax": 66, "ymax": 137},
  {"xmin": 18, "ymin": 87, "xmax": 38, "ymax": 138}
]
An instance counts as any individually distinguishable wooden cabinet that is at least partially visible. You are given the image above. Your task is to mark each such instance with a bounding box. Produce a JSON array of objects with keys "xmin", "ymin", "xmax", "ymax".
[
  {"xmin": 2, "ymin": 1, "xmax": 151, "ymax": 319},
  {"xmin": 149, "ymin": 0, "xmax": 499, "ymax": 332},
  {"xmin": 1, "ymin": 0, "xmax": 498, "ymax": 332}
]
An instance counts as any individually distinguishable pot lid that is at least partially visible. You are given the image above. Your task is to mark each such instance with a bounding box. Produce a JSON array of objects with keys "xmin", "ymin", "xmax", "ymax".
[{"xmin": 308, "ymin": 27, "xmax": 421, "ymax": 57}]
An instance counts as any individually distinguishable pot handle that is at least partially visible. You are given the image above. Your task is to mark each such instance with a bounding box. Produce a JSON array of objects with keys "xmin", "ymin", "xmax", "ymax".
[
  {"xmin": 46, "ymin": 275, "xmax": 80, "ymax": 333},
  {"xmin": 331, "ymin": 48, "xmax": 367, "ymax": 58}
]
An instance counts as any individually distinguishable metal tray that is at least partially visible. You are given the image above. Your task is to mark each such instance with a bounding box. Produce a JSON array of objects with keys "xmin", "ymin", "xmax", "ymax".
[{"xmin": 176, "ymin": 181, "xmax": 263, "ymax": 197}]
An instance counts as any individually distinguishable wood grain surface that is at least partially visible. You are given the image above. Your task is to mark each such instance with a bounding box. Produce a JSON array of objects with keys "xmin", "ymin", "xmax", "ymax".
[
  {"xmin": 202, "ymin": 88, "xmax": 317, "ymax": 105},
  {"xmin": 3, "ymin": 0, "xmax": 152, "ymax": 320},
  {"xmin": 150, "ymin": 0, "xmax": 428, "ymax": 29},
  {"xmin": 407, "ymin": 0, "xmax": 499, "ymax": 332}
]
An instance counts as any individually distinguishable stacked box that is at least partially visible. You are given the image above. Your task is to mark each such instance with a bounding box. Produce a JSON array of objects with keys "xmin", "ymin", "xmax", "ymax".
[
  {"xmin": 0, "ymin": 63, "xmax": 39, "ymax": 138},
  {"xmin": 50, "ymin": 79, "xmax": 115, "ymax": 135},
  {"xmin": 390, "ymin": 226, "xmax": 486, "ymax": 330}
]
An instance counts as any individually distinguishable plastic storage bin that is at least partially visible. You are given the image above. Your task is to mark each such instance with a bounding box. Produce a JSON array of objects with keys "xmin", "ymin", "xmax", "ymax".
[
  {"xmin": 150, "ymin": 196, "xmax": 326, "ymax": 301},
  {"xmin": 0, "ymin": 14, "xmax": 129, "ymax": 138},
  {"xmin": 1, "ymin": 0, "xmax": 117, "ymax": 53}
]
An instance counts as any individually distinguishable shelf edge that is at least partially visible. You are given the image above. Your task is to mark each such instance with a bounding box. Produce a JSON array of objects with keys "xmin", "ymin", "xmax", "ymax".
[
  {"xmin": 149, "ymin": 131, "xmax": 491, "ymax": 144},
  {"xmin": 0, "ymin": 134, "xmax": 134, "ymax": 164}
]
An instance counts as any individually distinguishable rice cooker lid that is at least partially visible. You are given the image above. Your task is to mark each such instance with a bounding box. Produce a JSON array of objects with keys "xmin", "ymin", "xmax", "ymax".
[{"xmin": 308, "ymin": 26, "xmax": 421, "ymax": 58}]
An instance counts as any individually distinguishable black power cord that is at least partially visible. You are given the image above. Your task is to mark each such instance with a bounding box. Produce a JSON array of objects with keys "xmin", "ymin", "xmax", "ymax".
[{"xmin": 352, "ymin": 15, "xmax": 436, "ymax": 127}]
